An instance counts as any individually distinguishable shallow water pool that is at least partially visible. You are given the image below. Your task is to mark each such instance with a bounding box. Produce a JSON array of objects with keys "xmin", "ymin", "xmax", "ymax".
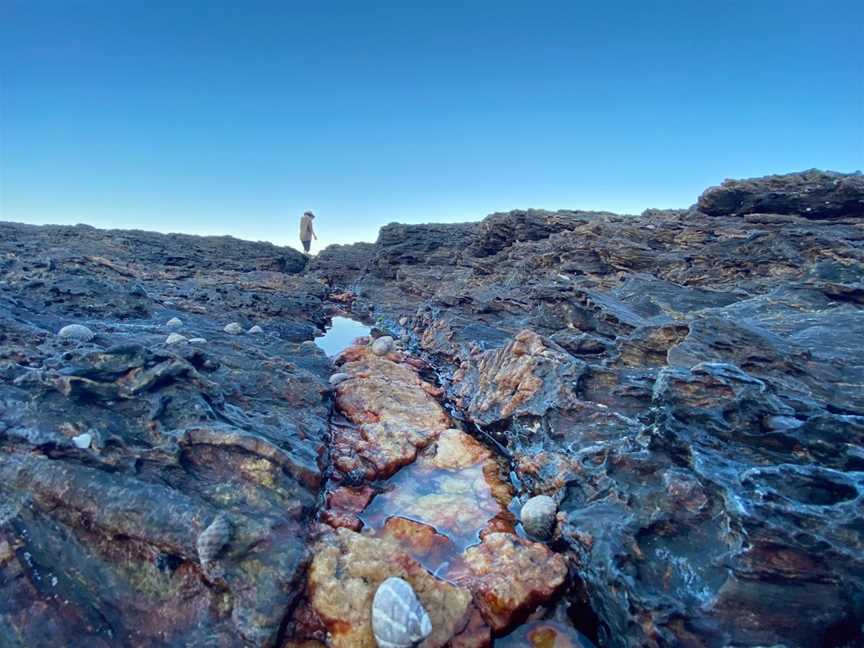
[{"xmin": 315, "ymin": 316, "xmax": 370, "ymax": 356}]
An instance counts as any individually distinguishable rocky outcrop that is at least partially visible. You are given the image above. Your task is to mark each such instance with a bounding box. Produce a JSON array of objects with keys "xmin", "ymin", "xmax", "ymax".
[
  {"xmin": 316, "ymin": 169, "xmax": 864, "ymax": 647},
  {"xmin": 3, "ymin": 168, "xmax": 863, "ymax": 647},
  {"xmin": 698, "ymin": 169, "xmax": 864, "ymax": 219},
  {"xmin": 0, "ymin": 222, "xmax": 330, "ymax": 646}
]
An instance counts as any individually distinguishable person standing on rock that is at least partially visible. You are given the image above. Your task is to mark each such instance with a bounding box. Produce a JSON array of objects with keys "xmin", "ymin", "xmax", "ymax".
[{"xmin": 300, "ymin": 211, "xmax": 318, "ymax": 254}]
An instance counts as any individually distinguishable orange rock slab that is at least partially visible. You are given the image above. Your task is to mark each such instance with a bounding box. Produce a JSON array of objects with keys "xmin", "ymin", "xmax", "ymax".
[
  {"xmin": 332, "ymin": 346, "xmax": 452, "ymax": 479},
  {"xmin": 449, "ymin": 533, "xmax": 569, "ymax": 633}
]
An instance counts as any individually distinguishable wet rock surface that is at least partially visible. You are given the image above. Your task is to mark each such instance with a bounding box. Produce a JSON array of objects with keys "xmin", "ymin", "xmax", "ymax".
[
  {"xmin": 0, "ymin": 222, "xmax": 330, "ymax": 646},
  {"xmin": 3, "ymin": 169, "xmax": 864, "ymax": 647},
  {"xmin": 313, "ymin": 170, "xmax": 864, "ymax": 647}
]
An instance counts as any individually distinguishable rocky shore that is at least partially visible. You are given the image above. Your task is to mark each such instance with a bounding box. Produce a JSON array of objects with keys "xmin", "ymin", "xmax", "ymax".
[{"xmin": 2, "ymin": 169, "xmax": 863, "ymax": 647}]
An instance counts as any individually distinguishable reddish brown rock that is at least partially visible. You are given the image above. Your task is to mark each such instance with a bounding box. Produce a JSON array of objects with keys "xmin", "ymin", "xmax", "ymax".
[
  {"xmin": 331, "ymin": 345, "xmax": 452, "ymax": 479},
  {"xmin": 451, "ymin": 330, "xmax": 584, "ymax": 425},
  {"xmin": 449, "ymin": 533, "xmax": 569, "ymax": 633},
  {"xmin": 329, "ymin": 291, "xmax": 356, "ymax": 304}
]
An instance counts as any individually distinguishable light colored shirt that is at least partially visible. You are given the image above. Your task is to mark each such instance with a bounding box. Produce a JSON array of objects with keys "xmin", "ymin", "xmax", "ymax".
[{"xmin": 300, "ymin": 214, "xmax": 315, "ymax": 241}]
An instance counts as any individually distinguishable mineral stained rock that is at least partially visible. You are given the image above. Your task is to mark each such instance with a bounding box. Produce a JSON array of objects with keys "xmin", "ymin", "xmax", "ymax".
[
  {"xmin": 330, "ymin": 344, "xmax": 452, "ymax": 479},
  {"xmin": 312, "ymin": 170, "xmax": 864, "ymax": 648}
]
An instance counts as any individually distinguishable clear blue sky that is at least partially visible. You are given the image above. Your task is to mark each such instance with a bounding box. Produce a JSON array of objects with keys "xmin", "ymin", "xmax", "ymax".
[{"xmin": 1, "ymin": 1, "xmax": 862, "ymax": 250}]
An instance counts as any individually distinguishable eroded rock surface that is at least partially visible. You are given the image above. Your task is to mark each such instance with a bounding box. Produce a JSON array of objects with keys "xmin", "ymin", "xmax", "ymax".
[
  {"xmin": 314, "ymin": 170, "xmax": 864, "ymax": 647},
  {"xmin": 3, "ymin": 169, "xmax": 863, "ymax": 647},
  {"xmin": 0, "ymin": 223, "xmax": 331, "ymax": 646}
]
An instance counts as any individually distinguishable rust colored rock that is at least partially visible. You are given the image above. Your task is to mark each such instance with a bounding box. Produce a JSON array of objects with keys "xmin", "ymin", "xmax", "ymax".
[
  {"xmin": 327, "ymin": 485, "xmax": 376, "ymax": 513},
  {"xmin": 452, "ymin": 330, "xmax": 584, "ymax": 425},
  {"xmin": 332, "ymin": 345, "xmax": 452, "ymax": 479},
  {"xmin": 330, "ymin": 291, "xmax": 356, "ymax": 304},
  {"xmin": 307, "ymin": 527, "xmax": 490, "ymax": 648},
  {"xmin": 320, "ymin": 509, "xmax": 363, "ymax": 531},
  {"xmin": 321, "ymin": 485, "xmax": 377, "ymax": 531},
  {"xmin": 449, "ymin": 533, "xmax": 568, "ymax": 633}
]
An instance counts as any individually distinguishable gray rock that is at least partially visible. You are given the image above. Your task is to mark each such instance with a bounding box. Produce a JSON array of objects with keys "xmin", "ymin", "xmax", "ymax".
[
  {"xmin": 247, "ymin": 325, "xmax": 264, "ymax": 334},
  {"xmin": 58, "ymin": 324, "xmax": 95, "ymax": 342},
  {"xmin": 72, "ymin": 433, "xmax": 92, "ymax": 449},
  {"xmin": 698, "ymin": 169, "xmax": 864, "ymax": 219},
  {"xmin": 520, "ymin": 495, "xmax": 557, "ymax": 540},
  {"xmin": 166, "ymin": 317, "xmax": 183, "ymax": 328},
  {"xmin": 371, "ymin": 335, "xmax": 394, "ymax": 356},
  {"xmin": 399, "ymin": 316, "xmax": 408, "ymax": 327},
  {"xmin": 329, "ymin": 372, "xmax": 349, "ymax": 386},
  {"xmin": 224, "ymin": 322, "xmax": 244, "ymax": 335},
  {"xmin": 166, "ymin": 333, "xmax": 188, "ymax": 344}
]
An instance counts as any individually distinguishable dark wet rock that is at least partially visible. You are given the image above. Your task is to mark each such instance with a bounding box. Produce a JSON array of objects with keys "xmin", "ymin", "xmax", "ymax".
[
  {"xmin": 698, "ymin": 169, "xmax": 864, "ymax": 219},
  {"xmin": 0, "ymin": 222, "xmax": 330, "ymax": 646}
]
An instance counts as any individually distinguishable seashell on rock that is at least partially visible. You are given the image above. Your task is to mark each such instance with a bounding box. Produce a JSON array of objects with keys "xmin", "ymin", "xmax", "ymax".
[
  {"xmin": 371, "ymin": 336, "xmax": 394, "ymax": 356},
  {"xmin": 188, "ymin": 337, "xmax": 208, "ymax": 344},
  {"xmin": 197, "ymin": 514, "xmax": 232, "ymax": 566},
  {"xmin": 223, "ymin": 322, "xmax": 244, "ymax": 335},
  {"xmin": 166, "ymin": 317, "xmax": 183, "ymax": 328},
  {"xmin": 399, "ymin": 317, "xmax": 408, "ymax": 327},
  {"xmin": 520, "ymin": 495, "xmax": 557, "ymax": 540},
  {"xmin": 329, "ymin": 372, "xmax": 350, "ymax": 386},
  {"xmin": 372, "ymin": 577, "xmax": 432, "ymax": 648},
  {"xmin": 165, "ymin": 333, "xmax": 188, "ymax": 344},
  {"xmin": 58, "ymin": 324, "xmax": 94, "ymax": 342}
]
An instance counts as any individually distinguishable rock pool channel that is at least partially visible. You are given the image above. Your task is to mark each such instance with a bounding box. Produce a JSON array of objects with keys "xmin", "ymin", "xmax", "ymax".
[{"xmin": 296, "ymin": 316, "xmax": 597, "ymax": 647}]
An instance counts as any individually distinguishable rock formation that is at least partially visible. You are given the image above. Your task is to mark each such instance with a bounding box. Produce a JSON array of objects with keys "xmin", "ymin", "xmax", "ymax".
[
  {"xmin": 2, "ymin": 169, "xmax": 863, "ymax": 647},
  {"xmin": 311, "ymin": 170, "xmax": 864, "ymax": 648}
]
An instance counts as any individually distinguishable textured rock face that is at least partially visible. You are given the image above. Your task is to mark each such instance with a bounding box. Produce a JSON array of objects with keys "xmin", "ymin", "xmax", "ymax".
[
  {"xmin": 314, "ymin": 170, "xmax": 864, "ymax": 647},
  {"xmin": 698, "ymin": 169, "xmax": 864, "ymax": 219},
  {"xmin": 330, "ymin": 344, "xmax": 452, "ymax": 480},
  {"xmin": 3, "ymin": 169, "xmax": 863, "ymax": 647},
  {"xmin": 0, "ymin": 222, "xmax": 330, "ymax": 646}
]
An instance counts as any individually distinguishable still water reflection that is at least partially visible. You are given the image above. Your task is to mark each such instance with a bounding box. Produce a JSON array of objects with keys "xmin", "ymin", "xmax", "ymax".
[{"xmin": 315, "ymin": 316, "xmax": 370, "ymax": 356}]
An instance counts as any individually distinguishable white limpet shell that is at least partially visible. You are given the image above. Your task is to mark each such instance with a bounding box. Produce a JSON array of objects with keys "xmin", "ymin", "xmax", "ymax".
[{"xmin": 371, "ymin": 577, "xmax": 432, "ymax": 648}]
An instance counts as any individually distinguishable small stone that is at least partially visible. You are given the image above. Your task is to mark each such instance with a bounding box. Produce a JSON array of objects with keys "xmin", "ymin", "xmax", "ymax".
[
  {"xmin": 72, "ymin": 433, "xmax": 92, "ymax": 449},
  {"xmin": 520, "ymin": 495, "xmax": 557, "ymax": 540},
  {"xmin": 58, "ymin": 324, "xmax": 94, "ymax": 342},
  {"xmin": 224, "ymin": 322, "xmax": 244, "ymax": 335},
  {"xmin": 247, "ymin": 325, "xmax": 264, "ymax": 334},
  {"xmin": 399, "ymin": 317, "xmax": 408, "ymax": 327},
  {"xmin": 188, "ymin": 337, "xmax": 208, "ymax": 344},
  {"xmin": 166, "ymin": 317, "xmax": 183, "ymax": 328},
  {"xmin": 165, "ymin": 333, "xmax": 188, "ymax": 344},
  {"xmin": 371, "ymin": 336, "xmax": 394, "ymax": 356},
  {"xmin": 329, "ymin": 372, "xmax": 350, "ymax": 386}
]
